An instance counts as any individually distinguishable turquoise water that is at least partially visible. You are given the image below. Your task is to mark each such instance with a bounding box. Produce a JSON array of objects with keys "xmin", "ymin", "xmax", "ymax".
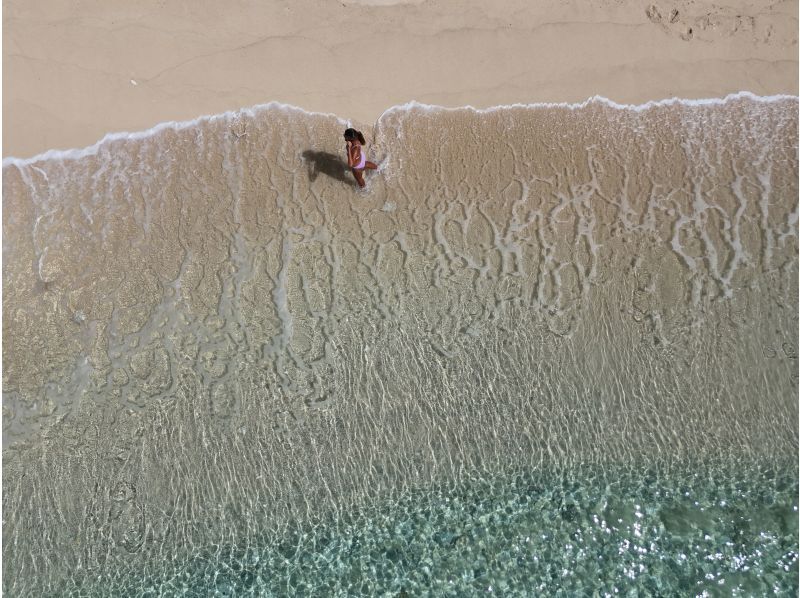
[{"xmin": 58, "ymin": 460, "xmax": 798, "ymax": 597}]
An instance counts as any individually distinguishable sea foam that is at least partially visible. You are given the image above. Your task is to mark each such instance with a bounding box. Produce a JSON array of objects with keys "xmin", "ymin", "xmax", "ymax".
[{"xmin": 3, "ymin": 91, "xmax": 795, "ymax": 166}]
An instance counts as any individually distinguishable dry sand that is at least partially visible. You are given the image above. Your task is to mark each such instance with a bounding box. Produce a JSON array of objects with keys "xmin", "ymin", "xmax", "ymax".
[{"xmin": 3, "ymin": 0, "xmax": 798, "ymax": 159}]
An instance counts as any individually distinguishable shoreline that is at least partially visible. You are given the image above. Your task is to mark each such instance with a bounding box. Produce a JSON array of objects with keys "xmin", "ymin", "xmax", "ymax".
[
  {"xmin": 4, "ymin": 72, "xmax": 797, "ymax": 595},
  {"xmin": 3, "ymin": 90, "xmax": 797, "ymax": 166},
  {"xmin": 4, "ymin": 0, "xmax": 797, "ymax": 159}
]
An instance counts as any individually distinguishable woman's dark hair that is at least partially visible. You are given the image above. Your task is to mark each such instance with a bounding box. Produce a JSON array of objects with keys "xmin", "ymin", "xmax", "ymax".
[{"xmin": 344, "ymin": 128, "xmax": 366, "ymax": 145}]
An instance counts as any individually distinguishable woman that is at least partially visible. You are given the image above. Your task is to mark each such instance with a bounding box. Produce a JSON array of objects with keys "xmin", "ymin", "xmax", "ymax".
[{"xmin": 344, "ymin": 128, "xmax": 377, "ymax": 188}]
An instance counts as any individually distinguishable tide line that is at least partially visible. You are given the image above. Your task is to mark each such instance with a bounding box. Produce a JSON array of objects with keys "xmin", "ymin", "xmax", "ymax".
[{"xmin": 4, "ymin": 91, "xmax": 797, "ymax": 167}]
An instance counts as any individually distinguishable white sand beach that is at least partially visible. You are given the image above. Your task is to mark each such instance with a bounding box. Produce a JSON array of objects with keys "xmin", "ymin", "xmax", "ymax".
[
  {"xmin": 3, "ymin": 2, "xmax": 799, "ymax": 595},
  {"xmin": 4, "ymin": 0, "xmax": 798, "ymax": 158}
]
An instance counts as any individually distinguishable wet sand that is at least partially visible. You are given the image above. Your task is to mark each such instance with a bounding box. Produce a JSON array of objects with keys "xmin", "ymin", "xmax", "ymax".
[{"xmin": 3, "ymin": 95, "xmax": 797, "ymax": 594}]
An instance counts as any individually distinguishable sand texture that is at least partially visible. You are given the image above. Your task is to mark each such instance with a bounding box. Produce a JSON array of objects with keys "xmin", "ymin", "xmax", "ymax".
[
  {"xmin": 3, "ymin": 0, "xmax": 799, "ymax": 593},
  {"xmin": 3, "ymin": 0, "xmax": 798, "ymax": 159},
  {"xmin": 3, "ymin": 96, "xmax": 798, "ymax": 594}
]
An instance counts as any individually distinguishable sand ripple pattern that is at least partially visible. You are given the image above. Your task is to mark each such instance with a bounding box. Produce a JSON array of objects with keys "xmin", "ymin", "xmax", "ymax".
[{"xmin": 2, "ymin": 95, "xmax": 798, "ymax": 594}]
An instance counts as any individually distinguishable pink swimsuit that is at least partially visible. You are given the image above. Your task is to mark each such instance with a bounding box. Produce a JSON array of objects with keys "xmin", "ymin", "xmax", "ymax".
[{"xmin": 351, "ymin": 143, "xmax": 366, "ymax": 170}]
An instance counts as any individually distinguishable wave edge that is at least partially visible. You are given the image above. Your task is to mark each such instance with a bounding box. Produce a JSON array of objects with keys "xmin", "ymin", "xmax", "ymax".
[{"xmin": 4, "ymin": 91, "xmax": 797, "ymax": 167}]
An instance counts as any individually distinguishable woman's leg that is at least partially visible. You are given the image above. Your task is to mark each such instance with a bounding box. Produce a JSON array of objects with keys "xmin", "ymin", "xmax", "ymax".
[
  {"xmin": 364, "ymin": 161, "xmax": 378, "ymax": 170},
  {"xmin": 352, "ymin": 168, "xmax": 366, "ymax": 188}
]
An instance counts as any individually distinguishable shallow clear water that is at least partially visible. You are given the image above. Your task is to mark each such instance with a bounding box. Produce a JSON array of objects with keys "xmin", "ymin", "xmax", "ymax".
[
  {"xmin": 3, "ymin": 95, "xmax": 798, "ymax": 595},
  {"xmin": 55, "ymin": 461, "xmax": 798, "ymax": 596}
]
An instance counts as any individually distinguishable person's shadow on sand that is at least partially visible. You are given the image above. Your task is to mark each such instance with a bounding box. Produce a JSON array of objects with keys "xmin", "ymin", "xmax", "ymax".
[{"xmin": 302, "ymin": 150, "xmax": 353, "ymax": 186}]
